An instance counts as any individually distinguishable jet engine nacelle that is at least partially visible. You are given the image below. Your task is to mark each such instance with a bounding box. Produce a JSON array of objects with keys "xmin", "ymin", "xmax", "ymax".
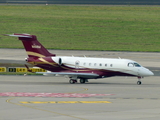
[
  {"xmin": 58, "ymin": 58, "xmax": 62, "ymax": 65},
  {"xmin": 52, "ymin": 57, "xmax": 63, "ymax": 65}
]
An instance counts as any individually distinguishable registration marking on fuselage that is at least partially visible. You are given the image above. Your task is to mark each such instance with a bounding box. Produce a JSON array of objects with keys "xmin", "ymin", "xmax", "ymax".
[{"xmin": 20, "ymin": 101, "xmax": 111, "ymax": 104}]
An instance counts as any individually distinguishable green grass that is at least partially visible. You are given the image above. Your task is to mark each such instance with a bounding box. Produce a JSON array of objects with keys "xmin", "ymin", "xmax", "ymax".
[{"xmin": 0, "ymin": 5, "xmax": 160, "ymax": 51}]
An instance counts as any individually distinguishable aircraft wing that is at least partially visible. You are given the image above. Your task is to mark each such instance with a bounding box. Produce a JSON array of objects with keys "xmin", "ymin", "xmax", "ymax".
[{"xmin": 36, "ymin": 72, "xmax": 99, "ymax": 78}]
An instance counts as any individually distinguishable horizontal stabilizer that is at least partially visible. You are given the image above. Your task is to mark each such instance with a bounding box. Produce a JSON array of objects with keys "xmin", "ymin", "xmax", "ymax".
[{"xmin": 3, "ymin": 33, "xmax": 32, "ymax": 38}]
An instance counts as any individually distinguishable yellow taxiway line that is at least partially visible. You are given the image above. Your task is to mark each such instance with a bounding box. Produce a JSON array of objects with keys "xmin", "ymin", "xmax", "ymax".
[{"xmin": 20, "ymin": 101, "xmax": 111, "ymax": 104}]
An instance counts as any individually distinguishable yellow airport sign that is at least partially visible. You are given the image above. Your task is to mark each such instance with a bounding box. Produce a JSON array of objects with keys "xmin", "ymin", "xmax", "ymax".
[
  {"xmin": 8, "ymin": 67, "xmax": 46, "ymax": 73},
  {"xmin": 16, "ymin": 68, "xmax": 27, "ymax": 72},
  {"xmin": 29, "ymin": 68, "xmax": 46, "ymax": 72},
  {"xmin": 0, "ymin": 67, "xmax": 6, "ymax": 72},
  {"xmin": 8, "ymin": 68, "xmax": 16, "ymax": 72}
]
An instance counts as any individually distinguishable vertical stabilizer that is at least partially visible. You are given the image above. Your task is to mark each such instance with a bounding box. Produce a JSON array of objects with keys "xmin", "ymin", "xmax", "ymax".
[{"xmin": 4, "ymin": 33, "xmax": 55, "ymax": 58}]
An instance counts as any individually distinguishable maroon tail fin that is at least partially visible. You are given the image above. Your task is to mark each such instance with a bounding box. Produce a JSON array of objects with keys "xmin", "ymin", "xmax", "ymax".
[{"xmin": 4, "ymin": 33, "xmax": 55, "ymax": 58}]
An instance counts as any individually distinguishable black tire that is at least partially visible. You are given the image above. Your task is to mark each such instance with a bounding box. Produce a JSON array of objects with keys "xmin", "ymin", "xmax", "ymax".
[
  {"xmin": 137, "ymin": 81, "xmax": 141, "ymax": 85},
  {"xmin": 69, "ymin": 79, "xmax": 75, "ymax": 84},
  {"xmin": 80, "ymin": 79, "xmax": 85, "ymax": 84}
]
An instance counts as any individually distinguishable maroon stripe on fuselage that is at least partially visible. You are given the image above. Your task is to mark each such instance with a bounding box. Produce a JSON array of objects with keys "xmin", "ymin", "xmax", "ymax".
[
  {"xmin": 27, "ymin": 56, "xmax": 136, "ymax": 78},
  {"xmin": 36, "ymin": 64, "xmax": 136, "ymax": 79}
]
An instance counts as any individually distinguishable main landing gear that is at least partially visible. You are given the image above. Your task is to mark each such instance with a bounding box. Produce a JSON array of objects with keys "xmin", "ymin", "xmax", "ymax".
[
  {"xmin": 69, "ymin": 78, "xmax": 88, "ymax": 84},
  {"xmin": 137, "ymin": 76, "xmax": 143, "ymax": 85},
  {"xmin": 69, "ymin": 79, "xmax": 77, "ymax": 84}
]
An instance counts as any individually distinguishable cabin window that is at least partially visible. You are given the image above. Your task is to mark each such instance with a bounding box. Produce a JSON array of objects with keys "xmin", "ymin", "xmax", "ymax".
[
  {"xmin": 105, "ymin": 64, "xmax": 107, "ymax": 67},
  {"xmin": 99, "ymin": 63, "xmax": 102, "ymax": 66},
  {"xmin": 94, "ymin": 63, "xmax": 96, "ymax": 66},
  {"xmin": 89, "ymin": 63, "xmax": 91, "ymax": 66},
  {"xmin": 83, "ymin": 63, "xmax": 86, "ymax": 66},
  {"xmin": 75, "ymin": 61, "xmax": 80, "ymax": 68},
  {"xmin": 76, "ymin": 62, "xmax": 79, "ymax": 65},
  {"xmin": 110, "ymin": 64, "xmax": 113, "ymax": 67}
]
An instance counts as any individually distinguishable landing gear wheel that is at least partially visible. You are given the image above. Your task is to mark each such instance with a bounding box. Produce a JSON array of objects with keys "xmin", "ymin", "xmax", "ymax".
[
  {"xmin": 137, "ymin": 76, "xmax": 142, "ymax": 85},
  {"xmin": 80, "ymin": 79, "xmax": 85, "ymax": 84},
  {"xmin": 69, "ymin": 79, "xmax": 77, "ymax": 84},
  {"xmin": 137, "ymin": 81, "xmax": 141, "ymax": 85}
]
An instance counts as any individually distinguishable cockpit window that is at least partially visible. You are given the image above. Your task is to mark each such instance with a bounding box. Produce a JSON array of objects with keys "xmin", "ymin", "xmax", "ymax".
[
  {"xmin": 128, "ymin": 63, "xmax": 134, "ymax": 67},
  {"xmin": 128, "ymin": 62, "xmax": 141, "ymax": 67},
  {"xmin": 134, "ymin": 63, "xmax": 141, "ymax": 67}
]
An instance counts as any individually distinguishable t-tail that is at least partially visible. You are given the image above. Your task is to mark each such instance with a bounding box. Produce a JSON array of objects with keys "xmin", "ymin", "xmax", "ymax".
[{"xmin": 4, "ymin": 33, "xmax": 55, "ymax": 58}]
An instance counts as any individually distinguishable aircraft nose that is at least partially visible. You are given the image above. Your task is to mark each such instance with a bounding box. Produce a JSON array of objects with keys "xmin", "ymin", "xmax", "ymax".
[
  {"xmin": 147, "ymin": 69, "xmax": 154, "ymax": 76},
  {"xmin": 142, "ymin": 67, "xmax": 154, "ymax": 76}
]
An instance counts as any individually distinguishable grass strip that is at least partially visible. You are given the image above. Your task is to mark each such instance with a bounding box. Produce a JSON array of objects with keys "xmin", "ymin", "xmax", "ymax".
[{"xmin": 0, "ymin": 5, "xmax": 160, "ymax": 52}]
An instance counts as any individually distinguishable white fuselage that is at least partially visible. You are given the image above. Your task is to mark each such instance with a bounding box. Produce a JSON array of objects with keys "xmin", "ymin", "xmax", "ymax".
[{"xmin": 52, "ymin": 56, "xmax": 154, "ymax": 77}]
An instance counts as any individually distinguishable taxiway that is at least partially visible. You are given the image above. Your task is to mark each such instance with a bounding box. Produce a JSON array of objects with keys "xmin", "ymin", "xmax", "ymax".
[{"xmin": 0, "ymin": 49, "xmax": 160, "ymax": 120}]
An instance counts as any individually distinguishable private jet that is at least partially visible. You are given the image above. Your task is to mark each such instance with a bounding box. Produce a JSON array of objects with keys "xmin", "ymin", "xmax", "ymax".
[{"xmin": 4, "ymin": 33, "xmax": 154, "ymax": 85}]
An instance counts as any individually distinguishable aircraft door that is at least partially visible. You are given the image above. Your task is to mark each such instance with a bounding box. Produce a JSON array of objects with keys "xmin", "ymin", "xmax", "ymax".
[{"xmin": 75, "ymin": 60, "xmax": 80, "ymax": 69}]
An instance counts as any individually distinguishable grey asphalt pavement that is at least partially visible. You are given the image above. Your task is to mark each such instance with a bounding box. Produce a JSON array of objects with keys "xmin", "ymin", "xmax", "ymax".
[{"xmin": 0, "ymin": 49, "xmax": 160, "ymax": 120}]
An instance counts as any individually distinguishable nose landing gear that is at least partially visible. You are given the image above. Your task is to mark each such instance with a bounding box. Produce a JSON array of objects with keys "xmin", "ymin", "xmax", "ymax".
[
  {"xmin": 137, "ymin": 76, "xmax": 143, "ymax": 85},
  {"xmin": 137, "ymin": 81, "xmax": 141, "ymax": 85}
]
